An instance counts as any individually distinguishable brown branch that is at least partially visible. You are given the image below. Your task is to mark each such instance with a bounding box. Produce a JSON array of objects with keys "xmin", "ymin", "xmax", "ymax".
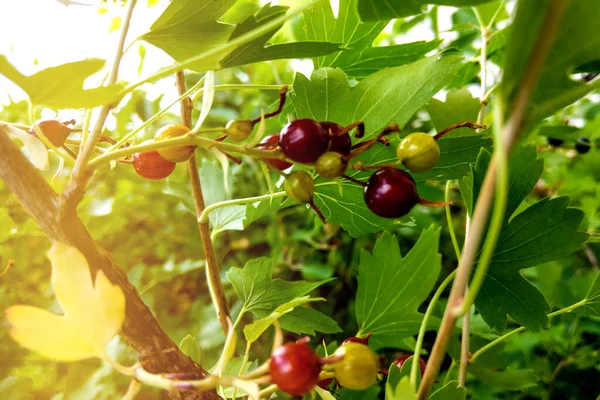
[
  {"xmin": 175, "ymin": 71, "xmax": 230, "ymax": 334},
  {"xmin": 0, "ymin": 127, "xmax": 220, "ymax": 400},
  {"xmin": 417, "ymin": 1, "xmax": 570, "ymax": 398}
]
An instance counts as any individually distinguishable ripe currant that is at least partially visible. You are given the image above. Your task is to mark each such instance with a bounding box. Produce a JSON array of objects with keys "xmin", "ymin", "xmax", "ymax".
[
  {"xmin": 396, "ymin": 132, "xmax": 440, "ymax": 173},
  {"xmin": 575, "ymin": 136, "xmax": 591, "ymax": 154},
  {"xmin": 363, "ymin": 168, "xmax": 447, "ymax": 218},
  {"xmin": 132, "ymin": 141, "xmax": 176, "ymax": 180},
  {"xmin": 259, "ymin": 134, "xmax": 292, "ymax": 170},
  {"xmin": 393, "ymin": 355, "xmax": 427, "ymax": 377},
  {"xmin": 341, "ymin": 332, "xmax": 371, "ymax": 346},
  {"xmin": 29, "ymin": 119, "xmax": 77, "ymax": 147},
  {"xmin": 320, "ymin": 121, "xmax": 352, "ymax": 155},
  {"xmin": 270, "ymin": 342, "xmax": 322, "ymax": 396},
  {"xmin": 546, "ymin": 137, "xmax": 564, "ymax": 147},
  {"xmin": 333, "ymin": 342, "xmax": 380, "ymax": 390},
  {"xmin": 154, "ymin": 124, "xmax": 195, "ymax": 162},
  {"xmin": 279, "ymin": 119, "xmax": 329, "ymax": 164},
  {"xmin": 284, "ymin": 171, "xmax": 314, "ymax": 204},
  {"xmin": 315, "ymin": 151, "xmax": 347, "ymax": 179}
]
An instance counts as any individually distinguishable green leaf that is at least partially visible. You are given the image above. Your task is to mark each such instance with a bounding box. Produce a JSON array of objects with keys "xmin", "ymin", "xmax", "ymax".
[
  {"xmin": 355, "ymin": 228, "xmax": 441, "ymax": 349},
  {"xmin": 356, "ymin": 0, "xmax": 496, "ymax": 22},
  {"xmin": 429, "ymin": 381, "xmax": 467, "ymax": 400},
  {"xmin": 227, "ymin": 257, "xmax": 340, "ymax": 335},
  {"xmin": 141, "ymin": 2, "xmax": 341, "ymax": 72},
  {"xmin": 0, "ymin": 56, "xmax": 122, "ymax": 109},
  {"xmin": 179, "ymin": 334, "xmax": 202, "ymax": 364},
  {"xmin": 385, "ymin": 376, "xmax": 417, "ymax": 400},
  {"xmin": 501, "ymin": 0, "xmax": 600, "ymax": 126},
  {"xmin": 537, "ymin": 125, "xmax": 579, "ymax": 142},
  {"xmin": 386, "ymin": 356, "xmax": 418, "ymax": 389},
  {"xmin": 476, "ymin": 197, "xmax": 588, "ymax": 331},
  {"xmin": 339, "ymin": 386, "xmax": 381, "ymax": 400},
  {"xmin": 584, "ymin": 274, "xmax": 600, "ymax": 317},
  {"xmin": 468, "ymin": 365, "xmax": 539, "ymax": 390},
  {"xmin": 243, "ymin": 296, "xmax": 322, "ymax": 343},
  {"xmin": 426, "ymin": 89, "xmax": 481, "ymax": 137}
]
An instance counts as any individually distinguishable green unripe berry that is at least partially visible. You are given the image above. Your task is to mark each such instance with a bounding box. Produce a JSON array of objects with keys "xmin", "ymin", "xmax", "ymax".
[
  {"xmin": 333, "ymin": 342, "xmax": 380, "ymax": 390},
  {"xmin": 396, "ymin": 132, "xmax": 440, "ymax": 173},
  {"xmin": 284, "ymin": 171, "xmax": 314, "ymax": 204},
  {"xmin": 315, "ymin": 151, "xmax": 347, "ymax": 178},
  {"xmin": 225, "ymin": 119, "xmax": 254, "ymax": 142}
]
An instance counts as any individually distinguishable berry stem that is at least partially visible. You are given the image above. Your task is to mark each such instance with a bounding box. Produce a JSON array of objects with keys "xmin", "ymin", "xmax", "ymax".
[
  {"xmin": 418, "ymin": 198, "xmax": 451, "ymax": 208},
  {"xmin": 347, "ymin": 123, "xmax": 400, "ymax": 159},
  {"xmin": 251, "ymin": 86, "xmax": 289, "ymax": 125},
  {"xmin": 432, "ymin": 121, "xmax": 487, "ymax": 141},
  {"xmin": 336, "ymin": 121, "xmax": 365, "ymax": 138},
  {"xmin": 341, "ymin": 174, "xmax": 367, "ymax": 187},
  {"xmin": 176, "ymin": 71, "xmax": 231, "ymax": 335},
  {"xmin": 198, "ymin": 191, "xmax": 287, "ymax": 223},
  {"xmin": 309, "ymin": 201, "xmax": 327, "ymax": 225}
]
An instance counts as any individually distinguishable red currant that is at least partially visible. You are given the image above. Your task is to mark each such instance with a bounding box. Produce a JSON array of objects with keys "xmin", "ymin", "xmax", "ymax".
[
  {"xmin": 270, "ymin": 342, "xmax": 322, "ymax": 396},
  {"xmin": 132, "ymin": 142, "xmax": 176, "ymax": 180},
  {"xmin": 259, "ymin": 134, "xmax": 292, "ymax": 170},
  {"xmin": 364, "ymin": 168, "xmax": 419, "ymax": 218},
  {"xmin": 279, "ymin": 119, "xmax": 328, "ymax": 163},
  {"xmin": 29, "ymin": 119, "xmax": 76, "ymax": 147},
  {"xmin": 320, "ymin": 121, "xmax": 351, "ymax": 155},
  {"xmin": 341, "ymin": 332, "xmax": 371, "ymax": 346},
  {"xmin": 393, "ymin": 355, "xmax": 426, "ymax": 377}
]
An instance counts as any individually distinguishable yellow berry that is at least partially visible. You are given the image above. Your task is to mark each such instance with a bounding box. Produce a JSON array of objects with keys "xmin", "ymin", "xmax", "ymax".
[
  {"xmin": 396, "ymin": 132, "xmax": 440, "ymax": 173},
  {"xmin": 154, "ymin": 124, "xmax": 195, "ymax": 163},
  {"xmin": 333, "ymin": 343, "xmax": 380, "ymax": 390}
]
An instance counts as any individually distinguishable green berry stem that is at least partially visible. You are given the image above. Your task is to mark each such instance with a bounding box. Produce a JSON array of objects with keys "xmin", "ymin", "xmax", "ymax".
[
  {"xmin": 198, "ymin": 192, "xmax": 287, "ymax": 223},
  {"xmin": 432, "ymin": 121, "xmax": 487, "ymax": 141}
]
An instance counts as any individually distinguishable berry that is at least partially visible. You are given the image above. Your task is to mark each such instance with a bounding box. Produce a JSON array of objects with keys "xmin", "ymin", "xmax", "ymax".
[
  {"xmin": 132, "ymin": 141, "xmax": 176, "ymax": 180},
  {"xmin": 279, "ymin": 119, "xmax": 328, "ymax": 163},
  {"xmin": 317, "ymin": 378, "xmax": 333, "ymax": 389},
  {"xmin": 546, "ymin": 137, "xmax": 564, "ymax": 147},
  {"xmin": 259, "ymin": 134, "xmax": 292, "ymax": 170},
  {"xmin": 341, "ymin": 333, "xmax": 371, "ymax": 346},
  {"xmin": 393, "ymin": 355, "xmax": 426, "ymax": 377},
  {"xmin": 226, "ymin": 119, "xmax": 254, "ymax": 142},
  {"xmin": 154, "ymin": 124, "xmax": 195, "ymax": 162},
  {"xmin": 315, "ymin": 151, "xmax": 347, "ymax": 178},
  {"xmin": 29, "ymin": 119, "xmax": 75, "ymax": 147},
  {"xmin": 333, "ymin": 343, "xmax": 380, "ymax": 390},
  {"xmin": 320, "ymin": 121, "xmax": 351, "ymax": 155},
  {"xmin": 396, "ymin": 132, "xmax": 440, "ymax": 173},
  {"xmin": 284, "ymin": 171, "xmax": 314, "ymax": 204},
  {"xmin": 270, "ymin": 342, "xmax": 322, "ymax": 396},
  {"xmin": 575, "ymin": 136, "xmax": 591, "ymax": 154},
  {"xmin": 364, "ymin": 168, "xmax": 419, "ymax": 218}
]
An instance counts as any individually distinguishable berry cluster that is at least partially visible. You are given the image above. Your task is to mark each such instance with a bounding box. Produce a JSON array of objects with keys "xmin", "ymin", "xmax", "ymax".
[{"xmin": 546, "ymin": 135, "xmax": 594, "ymax": 154}]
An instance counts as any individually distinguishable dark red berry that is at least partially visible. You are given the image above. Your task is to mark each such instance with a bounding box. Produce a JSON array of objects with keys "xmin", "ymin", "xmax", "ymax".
[
  {"xmin": 270, "ymin": 342, "xmax": 322, "ymax": 396},
  {"xmin": 132, "ymin": 147, "xmax": 176, "ymax": 180},
  {"xmin": 546, "ymin": 137, "xmax": 564, "ymax": 147},
  {"xmin": 575, "ymin": 136, "xmax": 591, "ymax": 154},
  {"xmin": 259, "ymin": 134, "xmax": 292, "ymax": 170},
  {"xmin": 320, "ymin": 121, "xmax": 351, "ymax": 155},
  {"xmin": 393, "ymin": 355, "xmax": 426, "ymax": 377},
  {"xmin": 279, "ymin": 119, "xmax": 328, "ymax": 164},
  {"xmin": 341, "ymin": 332, "xmax": 371, "ymax": 346},
  {"xmin": 317, "ymin": 378, "xmax": 333, "ymax": 389},
  {"xmin": 364, "ymin": 168, "xmax": 419, "ymax": 218}
]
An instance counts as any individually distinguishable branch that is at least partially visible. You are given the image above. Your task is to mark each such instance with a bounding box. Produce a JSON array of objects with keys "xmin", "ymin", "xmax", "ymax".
[
  {"xmin": 0, "ymin": 127, "xmax": 220, "ymax": 400},
  {"xmin": 175, "ymin": 71, "xmax": 231, "ymax": 334},
  {"xmin": 417, "ymin": 2, "xmax": 570, "ymax": 398}
]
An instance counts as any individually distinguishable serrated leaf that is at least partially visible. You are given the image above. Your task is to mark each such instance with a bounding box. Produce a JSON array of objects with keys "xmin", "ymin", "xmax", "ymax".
[
  {"xmin": 355, "ymin": 228, "xmax": 441, "ymax": 349},
  {"xmin": 0, "ymin": 56, "xmax": 122, "ymax": 109},
  {"xmin": 5, "ymin": 243, "xmax": 125, "ymax": 361},
  {"xmin": 502, "ymin": 1, "xmax": 600, "ymax": 126},
  {"xmin": 356, "ymin": 0, "xmax": 496, "ymax": 21},
  {"xmin": 243, "ymin": 296, "xmax": 322, "ymax": 343},
  {"xmin": 468, "ymin": 365, "xmax": 538, "ymax": 390},
  {"xmin": 584, "ymin": 274, "xmax": 600, "ymax": 317},
  {"xmin": 429, "ymin": 381, "xmax": 467, "ymax": 400},
  {"xmin": 141, "ymin": 2, "xmax": 341, "ymax": 72},
  {"xmin": 426, "ymin": 89, "xmax": 481, "ymax": 137},
  {"xmin": 385, "ymin": 376, "xmax": 417, "ymax": 400},
  {"xmin": 227, "ymin": 257, "xmax": 340, "ymax": 335},
  {"xmin": 476, "ymin": 197, "xmax": 588, "ymax": 331},
  {"xmin": 339, "ymin": 385, "xmax": 381, "ymax": 400},
  {"xmin": 386, "ymin": 356, "xmax": 417, "ymax": 389}
]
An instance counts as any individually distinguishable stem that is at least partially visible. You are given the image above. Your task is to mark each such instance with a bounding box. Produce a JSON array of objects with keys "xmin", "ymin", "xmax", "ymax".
[
  {"xmin": 417, "ymin": 3, "xmax": 569, "ymax": 398},
  {"xmin": 470, "ymin": 298, "xmax": 587, "ymax": 363},
  {"xmin": 175, "ymin": 72, "xmax": 230, "ymax": 335},
  {"xmin": 410, "ymin": 270, "xmax": 457, "ymax": 387},
  {"xmin": 199, "ymin": 192, "xmax": 286, "ymax": 224},
  {"xmin": 445, "ymin": 181, "xmax": 461, "ymax": 261},
  {"xmin": 474, "ymin": 7, "xmax": 489, "ymax": 127},
  {"xmin": 121, "ymin": 3, "xmax": 314, "ymax": 95},
  {"xmin": 443, "ymin": 360, "xmax": 456, "ymax": 385},
  {"xmin": 122, "ymin": 379, "xmax": 142, "ymax": 400},
  {"xmin": 69, "ymin": 0, "xmax": 136, "ymax": 182},
  {"xmin": 191, "ymin": 84, "xmax": 286, "ymax": 102},
  {"xmin": 458, "ymin": 289, "xmax": 470, "ymax": 387}
]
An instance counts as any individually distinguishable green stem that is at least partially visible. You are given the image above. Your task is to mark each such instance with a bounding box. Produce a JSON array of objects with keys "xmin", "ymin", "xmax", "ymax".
[
  {"xmin": 199, "ymin": 192, "xmax": 286, "ymax": 223},
  {"xmin": 443, "ymin": 360, "xmax": 457, "ymax": 385},
  {"xmin": 445, "ymin": 181, "xmax": 462, "ymax": 261},
  {"xmin": 120, "ymin": 3, "xmax": 315, "ymax": 95},
  {"xmin": 191, "ymin": 84, "xmax": 286, "ymax": 102},
  {"xmin": 454, "ymin": 99, "xmax": 508, "ymax": 317},
  {"xmin": 410, "ymin": 269, "xmax": 457, "ymax": 386},
  {"xmin": 107, "ymin": 76, "xmax": 206, "ymax": 153},
  {"xmin": 470, "ymin": 299, "xmax": 588, "ymax": 363}
]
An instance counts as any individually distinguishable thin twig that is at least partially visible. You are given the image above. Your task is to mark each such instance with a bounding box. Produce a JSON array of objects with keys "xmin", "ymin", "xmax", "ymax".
[
  {"xmin": 417, "ymin": 2, "xmax": 570, "ymax": 398},
  {"xmin": 0, "ymin": 260, "xmax": 15, "ymax": 279},
  {"xmin": 175, "ymin": 71, "xmax": 230, "ymax": 334}
]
